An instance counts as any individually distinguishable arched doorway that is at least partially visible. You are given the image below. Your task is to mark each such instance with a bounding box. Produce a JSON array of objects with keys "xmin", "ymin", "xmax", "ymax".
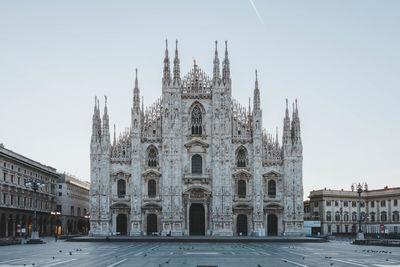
[
  {"xmin": 116, "ymin": 214, "xmax": 127, "ymax": 235},
  {"xmin": 0, "ymin": 214, "xmax": 6, "ymax": 237},
  {"xmin": 267, "ymin": 214, "xmax": 278, "ymax": 236},
  {"xmin": 189, "ymin": 203, "xmax": 205, "ymax": 235},
  {"xmin": 147, "ymin": 214, "xmax": 157, "ymax": 235},
  {"xmin": 237, "ymin": 214, "xmax": 247, "ymax": 236}
]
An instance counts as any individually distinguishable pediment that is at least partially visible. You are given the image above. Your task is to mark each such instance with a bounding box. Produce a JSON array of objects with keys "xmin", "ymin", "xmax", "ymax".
[
  {"xmin": 142, "ymin": 169, "xmax": 162, "ymax": 177},
  {"xmin": 263, "ymin": 170, "xmax": 281, "ymax": 177},
  {"xmin": 232, "ymin": 170, "xmax": 252, "ymax": 178},
  {"xmin": 142, "ymin": 203, "xmax": 162, "ymax": 209},
  {"xmin": 183, "ymin": 185, "xmax": 211, "ymax": 195},
  {"xmin": 110, "ymin": 170, "xmax": 131, "ymax": 177},
  {"xmin": 110, "ymin": 203, "xmax": 130, "ymax": 209},
  {"xmin": 264, "ymin": 202, "xmax": 283, "ymax": 210},
  {"xmin": 184, "ymin": 139, "xmax": 209, "ymax": 149}
]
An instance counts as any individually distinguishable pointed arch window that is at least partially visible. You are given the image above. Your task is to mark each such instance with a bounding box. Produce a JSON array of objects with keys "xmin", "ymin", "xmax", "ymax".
[
  {"xmin": 148, "ymin": 179, "xmax": 156, "ymax": 198},
  {"xmin": 191, "ymin": 105, "xmax": 202, "ymax": 135},
  {"xmin": 268, "ymin": 180, "xmax": 276, "ymax": 196},
  {"xmin": 191, "ymin": 154, "xmax": 202, "ymax": 174},
  {"xmin": 238, "ymin": 180, "xmax": 246, "ymax": 197},
  {"xmin": 236, "ymin": 148, "xmax": 247, "ymax": 167},
  {"xmin": 147, "ymin": 147, "xmax": 158, "ymax": 167},
  {"xmin": 117, "ymin": 179, "xmax": 126, "ymax": 197}
]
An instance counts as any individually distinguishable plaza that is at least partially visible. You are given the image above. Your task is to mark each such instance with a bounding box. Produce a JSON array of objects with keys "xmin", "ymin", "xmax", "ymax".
[{"xmin": 0, "ymin": 238, "xmax": 400, "ymax": 266}]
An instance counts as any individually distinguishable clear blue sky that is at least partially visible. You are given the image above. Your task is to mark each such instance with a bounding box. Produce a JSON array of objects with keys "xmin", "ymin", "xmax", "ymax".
[{"xmin": 1, "ymin": 1, "xmax": 399, "ymax": 198}]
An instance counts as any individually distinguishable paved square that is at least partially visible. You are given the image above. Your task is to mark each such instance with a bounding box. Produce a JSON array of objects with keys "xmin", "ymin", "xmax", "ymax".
[{"xmin": 0, "ymin": 238, "xmax": 399, "ymax": 267}]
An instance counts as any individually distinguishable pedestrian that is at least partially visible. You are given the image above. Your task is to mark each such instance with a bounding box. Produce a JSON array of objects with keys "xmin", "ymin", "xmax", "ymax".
[{"xmin": 54, "ymin": 233, "xmax": 58, "ymax": 242}]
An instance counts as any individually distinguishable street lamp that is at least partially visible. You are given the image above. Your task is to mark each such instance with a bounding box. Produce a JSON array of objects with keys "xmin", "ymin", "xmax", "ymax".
[
  {"xmin": 25, "ymin": 180, "xmax": 45, "ymax": 244},
  {"xmin": 51, "ymin": 211, "xmax": 61, "ymax": 235},
  {"xmin": 351, "ymin": 182, "xmax": 368, "ymax": 240}
]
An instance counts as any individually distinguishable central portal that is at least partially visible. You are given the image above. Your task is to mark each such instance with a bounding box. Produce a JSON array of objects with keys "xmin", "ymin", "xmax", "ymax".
[
  {"xmin": 189, "ymin": 203, "xmax": 205, "ymax": 235},
  {"xmin": 116, "ymin": 214, "xmax": 127, "ymax": 235}
]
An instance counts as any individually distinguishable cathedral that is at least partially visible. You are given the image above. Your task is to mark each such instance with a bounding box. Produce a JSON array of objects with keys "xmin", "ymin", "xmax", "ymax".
[{"xmin": 89, "ymin": 40, "xmax": 304, "ymax": 236}]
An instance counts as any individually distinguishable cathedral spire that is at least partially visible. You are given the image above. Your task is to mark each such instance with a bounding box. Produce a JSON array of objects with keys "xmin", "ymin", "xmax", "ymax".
[
  {"xmin": 102, "ymin": 95, "xmax": 110, "ymax": 140},
  {"xmin": 133, "ymin": 68, "xmax": 140, "ymax": 113},
  {"xmin": 113, "ymin": 124, "xmax": 116, "ymax": 146},
  {"xmin": 163, "ymin": 39, "xmax": 171, "ymax": 85},
  {"xmin": 222, "ymin": 40, "xmax": 230, "ymax": 84},
  {"xmin": 92, "ymin": 96, "xmax": 101, "ymax": 138},
  {"xmin": 173, "ymin": 40, "xmax": 180, "ymax": 85},
  {"xmin": 213, "ymin": 40, "xmax": 220, "ymax": 83},
  {"xmin": 253, "ymin": 69, "xmax": 260, "ymax": 112},
  {"xmin": 283, "ymin": 99, "xmax": 291, "ymax": 143}
]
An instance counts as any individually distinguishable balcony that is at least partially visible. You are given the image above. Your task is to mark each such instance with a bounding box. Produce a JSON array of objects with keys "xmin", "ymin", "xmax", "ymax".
[
  {"xmin": 183, "ymin": 173, "xmax": 210, "ymax": 184},
  {"xmin": 264, "ymin": 194, "xmax": 280, "ymax": 201},
  {"xmin": 233, "ymin": 195, "xmax": 251, "ymax": 203},
  {"xmin": 143, "ymin": 195, "xmax": 161, "ymax": 202},
  {"xmin": 111, "ymin": 195, "xmax": 131, "ymax": 202}
]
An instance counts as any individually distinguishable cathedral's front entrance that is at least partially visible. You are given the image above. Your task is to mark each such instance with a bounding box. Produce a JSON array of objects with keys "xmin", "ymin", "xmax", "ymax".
[
  {"xmin": 189, "ymin": 203, "xmax": 205, "ymax": 235},
  {"xmin": 146, "ymin": 214, "xmax": 157, "ymax": 235},
  {"xmin": 116, "ymin": 214, "xmax": 127, "ymax": 235},
  {"xmin": 267, "ymin": 214, "xmax": 278, "ymax": 236},
  {"xmin": 236, "ymin": 214, "xmax": 248, "ymax": 236}
]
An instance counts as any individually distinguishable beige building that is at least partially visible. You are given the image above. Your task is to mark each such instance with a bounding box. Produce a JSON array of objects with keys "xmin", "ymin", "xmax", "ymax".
[
  {"xmin": 305, "ymin": 187, "xmax": 400, "ymax": 235},
  {"xmin": 56, "ymin": 173, "xmax": 90, "ymax": 234},
  {"xmin": 0, "ymin": 144, "xmax": 58, "ymax": 237}
]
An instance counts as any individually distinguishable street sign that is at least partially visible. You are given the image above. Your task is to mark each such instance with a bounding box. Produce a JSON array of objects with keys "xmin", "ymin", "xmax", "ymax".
[{"xmin": 380, "ymin": 225, "xmax": 385, "ymax": 234}]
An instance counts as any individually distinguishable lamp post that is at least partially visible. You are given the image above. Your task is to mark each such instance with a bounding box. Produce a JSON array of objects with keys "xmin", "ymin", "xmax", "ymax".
[
  {"xmin": 351, "ymin": 182, "xmax": 368, "ymax": 240},
  {"xmin": 51, "ymin": 211, "xmax": 61, "ymax": 235},
  {"xmin": 25, "ymin": 180, "xmax": 45, "ymax": 244}
]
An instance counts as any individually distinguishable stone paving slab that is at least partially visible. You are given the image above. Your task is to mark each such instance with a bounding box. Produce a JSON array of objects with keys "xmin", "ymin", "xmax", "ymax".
[{"xmin": 67, "ymin": 235, "xmax": 327, "ymax": 243}]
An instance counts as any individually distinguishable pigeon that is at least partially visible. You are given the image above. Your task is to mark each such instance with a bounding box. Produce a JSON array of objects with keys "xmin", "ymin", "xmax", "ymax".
[
  {"xmin": 52, "ymin": 257, "xmax": 55, "ymax": 260},
  {"xmin": 59, "ymin": 250, "xmax": 62, "ymax": 253},
  {"xmin": 302, "ymin": 257, "xmax": 305, "ymax": 260},
  {"xmin": 330, "ymin": 263, "xmax": 333, "ymax": 266},
  {"xmin": 257, "ymin": 265, "xmax": 262, "ymax": 267},
  {"xmin": 69, "ymin": 252, "xmax": 72, "ymax": 255}
]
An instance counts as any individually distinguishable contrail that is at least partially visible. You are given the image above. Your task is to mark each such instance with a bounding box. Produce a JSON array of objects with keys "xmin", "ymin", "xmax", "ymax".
[{"xmin": 249, "ymin": 0, "xmax": 264, "ymax": 24}]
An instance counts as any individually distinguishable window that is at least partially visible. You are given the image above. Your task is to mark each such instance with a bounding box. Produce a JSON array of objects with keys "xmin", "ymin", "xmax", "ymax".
[
  {"xmin": 17, "ymin": 196, "xmax": 20, "ymax": 206},
  {"xmin": 58, "ymin": 192, "xmax": 62, "ymax": 196},
  {"xmin": 360, "ymin": 201, "xmax": 365, "ymax": 207},
  {"xmin": 393, "ymin": 212, "xmax": 399, "ymax": 222},
  {"xmin": 344, "ymin": 201, "xmax": 348, "ymax": 207},
  {"xmin": 17, "ymin": 177, "xmax": 20, "ymax": 185},
  {"xmin": 191, "ymin": 154, "xmax": 202, "ymax": 174},
  {"xmin": 268, "ymin": 180, "xmax": 276, "ymax": 196},
  {"xmin": 78, "ymin": 207, "xmax": 81, "ymax": 217},
  {"xmin": 381, "ymin": 200, "xmax": 386, "ymax": 207},
  {"xmin": 238, "ymin": 180, "xmax": 246, "ymax": 197},
  {"xmin": 326, "ymin": 200, "xmax": 331, "ymax": 207},
  {"xmin": 328, "ymin": 225, "xmax": 331, "ymax": 233},
  {"xmin": 236, "ymin": 148, "xmax": 247, "ymax": 167},
  {"xmin": 314, "ymin": 201, "xmax": 319, "ymax": 207},
  {"xmin": 371, "ymin": 201, "xmax": 375, "ymax": 208},
  {"xmin": 56, "ymin": 205, "xmax": 62, "ymax": 213},
  {"xmin": 352, "ymin": 212, "xmax": 357, "ymax": 221},
  {"xmin": 3, "ymin": 173, "xmax": 6, "ymax": 181},
  {"xmin": 147, "ymin": 147, "xmax": 158, "ymax": 167},
  {"xmin": 381, "ymin": 212, "xmax": 387, "ymax": 221},
  {"xmin": 344, "ymin": 213, "xmax": 349, "ymax": 221},
  {"xmin": 352, "ymin": 201, "xmax": 356, "ymax": 207},
  {"xmin": 3, "ymin": 194, "xmax": 6, "ymax": 204},
  {"xmin": 191, "ymin": 105, "xmax": 203, "ymax": 135},
  {"xmin": 394, "ymin": 199, "xmax": 398, "ymax": 206},
  {"xmin": 117, "ymin": 179, "xmax": 126, "ymax": 197},
  {"xmin": 83, "ymin": 208, "xmax": 87, "ymax": 215},
  {"xmin": 335, "ymin": 200, "xmax": 339, "ymax": 207},
  {"xmin": 370, "ymin": 213, "xmax": 375, "ymax": 222},
  {"xmin": 326, "ymin": 212, "xmax": 331, "ymax": 221},
  {"xmin": 71, "ymin": 206, "xmax": 74, "ymax": 216},
  {"xmin": 148, "ymin": 180, "xmax": 156, "ymax": 197},
  {"xmin": 59, "ymin": 185, "xmax": 62, "ymax": 189},
  {"xmin": 10, "ymin": 195, "xmax": 14, "ymax": 205},
  {"xmin": 23, "ymin": 197, "xmax": 26, "ymax": 207},
  {"xmin": 335, "ymin": 212, "xmax": 340, "ymax": 221},
  {"xmin": 336, "ymin": 225, "xmax": 340, "ymax": 232}
]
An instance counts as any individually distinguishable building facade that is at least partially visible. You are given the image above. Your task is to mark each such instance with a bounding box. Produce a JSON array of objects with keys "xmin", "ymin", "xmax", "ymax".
[
  {"xmin": 305, "ymin": 187, "xmax": 400, "ymax": 235},
  {"xmin": 0, "ymin": 144, "xmax": 58, "ymax": 237},
  {"xmin": 56, "ymin": 173, "xmax": 90, "ymax": 235},
  {"xmin": 89, "ymin": 41, "xmax": 304, "ymax": 236}
]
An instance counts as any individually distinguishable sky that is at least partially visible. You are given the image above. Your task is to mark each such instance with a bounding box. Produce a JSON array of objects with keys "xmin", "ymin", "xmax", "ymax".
[{"xmin": 0, "ymin": 0, "xmax": 399, "ymax": 198}]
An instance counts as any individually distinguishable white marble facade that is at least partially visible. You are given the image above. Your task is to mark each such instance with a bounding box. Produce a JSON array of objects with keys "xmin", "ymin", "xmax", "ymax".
[{"xmin": 89, "ymin": 41, "xmax": 304, "ymax": 236}]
